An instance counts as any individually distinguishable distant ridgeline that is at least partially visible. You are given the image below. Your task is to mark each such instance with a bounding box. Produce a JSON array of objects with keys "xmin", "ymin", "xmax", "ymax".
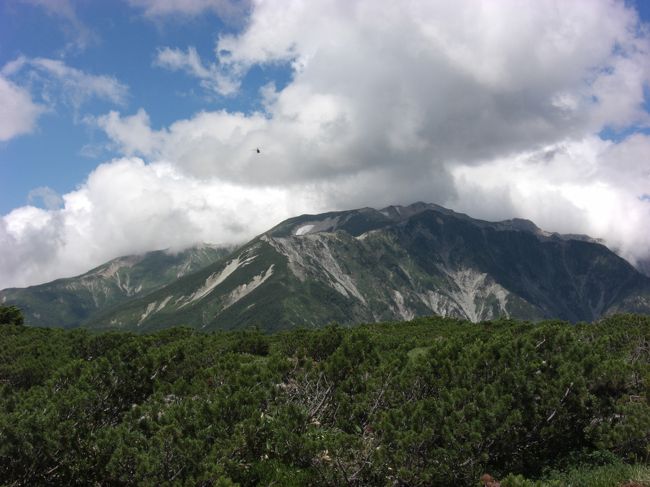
[
  {"xmin": 0, "ymin": 315, "xmax": 648, "ymax": 485},
  {"xmin": 2, "ymin": 203, "xmax": 650, "ymax": 332}
]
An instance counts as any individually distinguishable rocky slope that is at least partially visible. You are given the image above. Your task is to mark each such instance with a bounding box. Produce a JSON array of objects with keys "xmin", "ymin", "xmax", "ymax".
[
  {"xmin": 86, "ymin": 203, "xmax": 650, "ymax": 332},
  {"xmin": 0, "ymin": 244, "xmax": 233, "ymax": 327}
]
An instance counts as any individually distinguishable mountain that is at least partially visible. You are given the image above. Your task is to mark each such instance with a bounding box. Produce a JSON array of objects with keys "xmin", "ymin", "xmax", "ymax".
[
  {"xmin": 635, "ymin": 258, "xmax": 650, "ymax": 277},
  {"xmin": 0, "ymin": 244, "xmax": 233, "ymax": 328},
  {"xmin": 85, "ymin": 203, "xmax": 650, "ymax": 332}
]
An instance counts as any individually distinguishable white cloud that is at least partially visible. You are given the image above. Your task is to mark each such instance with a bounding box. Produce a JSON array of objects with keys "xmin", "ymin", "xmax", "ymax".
[
  {"xmin": 96, "ymin": 109, "xmax": 163, "ymax": 156},
  {"xmin": 104, "ymin": 0, "xmax": 650, "ymax": 259},
  {"xmin": 5, "ymin": 0, "xmax": 650, "ymax": 288},
  {"xmin": 448, "ymin": 134, "xmax": 650, "ymax": 265},
  {"xmin": 154, "ymin": 47, "xmax": 239, "ymax": 95},
  {"xmin": 0, "ymin": 158, "xmax": 309, "ymax": 289},
  {"xmin": 27, "ymin": 187, "xmax": 64, "ymax": 210},
  {"xmin": 0, "ymin": 57, "xmax": 128, "ymax": 137},
  {"xmin": 0, "ymin": 77, "xmax": 44, "ymax": 141},
  {"xmin": 126, "ymin": 0, "xmax": 250, "ymax": 21},
  {"xmin": 4, "ymin": 57, "xmax": 129, "ymax": 109},
  {"xmin": 104, "ymin": 1, "xmax": 650, "ymax": 186},
  {"xmin": 19, "ymin": 0, "xmax": 97, "ymax": 52}
]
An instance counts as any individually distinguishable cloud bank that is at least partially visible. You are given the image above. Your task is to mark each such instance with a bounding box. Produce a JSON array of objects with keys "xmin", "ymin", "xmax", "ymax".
[
  {"xmin": 1, "ymin": 159, "xmax": 306, "ymax": 288},
  {"xmin": 2, "ymin": 0, "xmax": 650, "ymax": 289}
]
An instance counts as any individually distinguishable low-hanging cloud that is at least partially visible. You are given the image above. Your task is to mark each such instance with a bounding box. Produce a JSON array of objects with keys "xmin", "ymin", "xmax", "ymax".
[
  {"xmin": 1, "ymin": 158, "xmax": 309, "ymax": 288},
  {"xmin": 2, "ymin": 0, "xmax": 650, "ymax": 289},
  {"xmin": 449, "ymin": 134, "xmax": 650, "ymax": 266}
]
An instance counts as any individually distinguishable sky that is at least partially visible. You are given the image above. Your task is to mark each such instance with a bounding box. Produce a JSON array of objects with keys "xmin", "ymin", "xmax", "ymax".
[{"xmin": 1, "ymin": 0, "xmax": 649, "ymax": 290}]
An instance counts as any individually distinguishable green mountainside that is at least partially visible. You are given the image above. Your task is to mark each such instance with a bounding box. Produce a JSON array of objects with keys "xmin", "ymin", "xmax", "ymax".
[
  {"xmin": 0, "ymin": 244, "xmax": 233, "ymax": 328},
  {"xmin": 1, "ymin": 314, "xmax": 648, "ymax": 485},
  {"xmin": 91, "ymin": 203, "xmax": 650, "ymax": 332},
  {"xmin": 4, "ymin": 202, "xmax": 650, "ymax": 332}
]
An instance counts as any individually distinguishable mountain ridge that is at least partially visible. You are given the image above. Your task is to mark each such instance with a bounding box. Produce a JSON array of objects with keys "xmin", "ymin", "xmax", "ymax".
[
  {"xmin": 0, "ymin": 244, "xmax": 234, "ymax": 328},
  {"xmin": 4, "ymin": 203, "xmax": 649, "ymax": 331},
  {"xmin": 87, "ymin": 203, "xmax": 650, "ymax": 331}
]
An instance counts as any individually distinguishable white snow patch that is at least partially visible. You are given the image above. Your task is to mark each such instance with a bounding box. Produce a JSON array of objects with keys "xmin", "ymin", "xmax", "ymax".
[
  {"xmin": 295, "ymin": 224, "xmax": 315, "ymax": 236},
  {"xmin": 291, "ymin": 216, "xmax": 340, "ymax": 236},
  {"xmin": 180, "ymin": 254, "xmax": 256, "ymax": 306},
  {"xmin": 224, "ymin": 265, "xmax": 275, "ymax": 308}
]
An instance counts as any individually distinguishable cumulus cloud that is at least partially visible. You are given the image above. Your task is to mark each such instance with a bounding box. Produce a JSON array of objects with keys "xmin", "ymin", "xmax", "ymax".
[
  {"xmin": 96, "ymin": 109, "xmax": 164, "ymax": 156},
  {"xmin": 0, "ymin": 158, "xmax": 309, "ymax": 288},
  {"xmin": 3, "ymin": 0, "xmax": 650, "ymax": 289},
  {"xmin": 27, "ymin": 187, "xmax": 64, "ymax": 210},
  {"xmin": 0, "ymin": 76, "xmax": 44, "ymax": 141},
  {"xmin": 448, "ymin": 134, "xmax": 650, "ymax": 265},
  {"xmin": 108, "ymin": 0, "xmax": 650, "ymax": 188}
]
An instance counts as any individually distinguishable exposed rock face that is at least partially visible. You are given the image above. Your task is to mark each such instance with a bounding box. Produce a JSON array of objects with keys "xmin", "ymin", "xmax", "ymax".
[{"xmin": 78, "ymin": 203, "xmax": 650, "ymax": 332}]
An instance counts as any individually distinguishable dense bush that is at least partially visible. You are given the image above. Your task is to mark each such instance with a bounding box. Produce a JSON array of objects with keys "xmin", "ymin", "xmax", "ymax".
[
  {"xmin": 0, "ymin": 305, "xmax": 24, "ymax": 326},
  {"xmin": 0, "ymin": 314, "xmax": 648, "ymax": 485}
]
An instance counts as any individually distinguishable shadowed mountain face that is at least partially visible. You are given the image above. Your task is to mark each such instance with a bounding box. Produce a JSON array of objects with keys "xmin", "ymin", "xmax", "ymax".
[
  {"xmin": 59, "ymin": 203, "xmax": 650, "ymax": 332},
  {"xmin": 0, "ymin": 244, "xmax": 233, "ymax": 328},
  {"xmin": 635, "ymin": 258, "xmax": 650, "ymax": 277}
]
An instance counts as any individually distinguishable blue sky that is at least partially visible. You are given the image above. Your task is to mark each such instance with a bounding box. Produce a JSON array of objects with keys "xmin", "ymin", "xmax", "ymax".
[
  {"xmin": 0, "ymin": 0, "xmax": 292, "ymax": 213},
  {"xmin": 1, "ymin": 0, "xmax": 650, "ymax": 289}
]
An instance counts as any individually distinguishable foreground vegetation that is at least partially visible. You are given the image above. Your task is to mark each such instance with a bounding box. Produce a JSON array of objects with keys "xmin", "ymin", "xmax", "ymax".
[{"xmin": 0, "ymin": 313, "xmax": 649, "ymax": 486}]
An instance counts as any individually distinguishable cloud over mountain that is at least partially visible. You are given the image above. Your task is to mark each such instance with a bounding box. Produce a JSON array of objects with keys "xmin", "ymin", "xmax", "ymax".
[
  {"xmin": 1, "ymin": 158, "xmax": 304, "ymax": 288},
  {"xmin": 1, "ymin": 0, "xmax": 649, "ymax": 289}
]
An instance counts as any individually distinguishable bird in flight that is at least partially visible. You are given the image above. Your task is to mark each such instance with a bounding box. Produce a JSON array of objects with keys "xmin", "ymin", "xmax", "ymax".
[{"xmin": 255, "ymin": 147, "xmax": 261, "ymax": 154}]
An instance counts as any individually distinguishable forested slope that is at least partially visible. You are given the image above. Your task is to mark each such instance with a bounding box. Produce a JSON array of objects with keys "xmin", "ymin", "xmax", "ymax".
[{"xmin": 0, "ymin": 315, "xmax": 649, "ymax": 486}]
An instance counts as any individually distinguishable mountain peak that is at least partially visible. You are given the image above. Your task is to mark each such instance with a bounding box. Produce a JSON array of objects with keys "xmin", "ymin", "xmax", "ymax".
[
  {"xmin": 269, "ymin": 202, "xmax": 598, "ymax": 246},
  {"xmin": 4, "ymin": 203, "xmax": 649, "ymax": 331}
]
